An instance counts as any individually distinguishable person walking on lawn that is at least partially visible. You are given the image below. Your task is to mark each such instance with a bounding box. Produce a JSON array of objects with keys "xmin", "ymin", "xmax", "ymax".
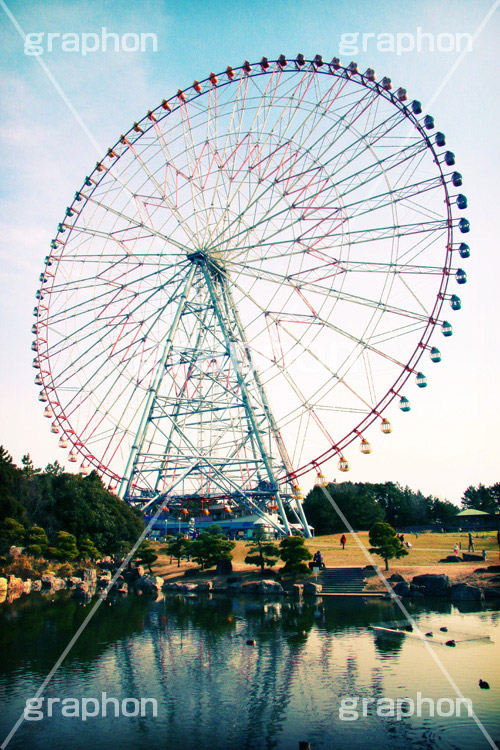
[{"xmin": 340, "ymin": 534, "xmax": 347, "ymax": 550}]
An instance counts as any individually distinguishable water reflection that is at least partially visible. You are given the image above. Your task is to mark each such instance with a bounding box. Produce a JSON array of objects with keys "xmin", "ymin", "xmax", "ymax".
[{"xmin": 0, "ymin": 591, "xmax": 498, "ymax": 750}]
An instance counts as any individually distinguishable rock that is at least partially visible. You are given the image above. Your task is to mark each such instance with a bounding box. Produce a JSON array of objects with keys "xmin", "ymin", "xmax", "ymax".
[
  {"xmin": 388, "ymin": 573, "xmax": 405, "ymax": 582},
  {"xmin": 195, "ymin": 581, "xmax": 212, "ymax": 592},
  {"xmin": 216, "ymin": 559, "xmax": 233, "ymax": 576},
  {"xmin": 462, "ymin": 553, "xmax": 483, "ymax": 562},
  {"xmin": 485, "ymin": 588, "xmax": 500, "ymax": 600},
  {"xmin": 410, "ymin": 584, "xmax": 424, "ymax": 598},
  {"xmin": 31, "ymin": 580, "xmax": 42, "ymax": 591},
  {"xmin": 6, "ymin": 588, "xmax": 22, "ymax": 603},
  {"xmin": 73, "ymin": 581, "xmax": 90, "ymax": 597},
  {"xmin": 116, "ymin": 582, "xmax": 128, "ymax": 594},
  {"xmin": 163, "ymin": 581, "xmax": 195, "ymax": 592},
  {"xmin": 411, "ymin": 574, "xmax": 451, "ymax": 597},
  {"xmin": 439, "ymin": 555, "xmax": 463, "ymax": 563},
  {"xmin": 227, "ymin": 576, "xmax": 241, "ymax": 584},
  {"xmin": 97, "ymin": 571, "xmax": 112, "ymax": 589},
  {"xmin": 80, "ymin": 568, "xmax": 97, "ymax": 586},
  {"xmin": 7, "ymin": 575, "xmax": 24, "ymax": 590},
  {"xmin": 0, "ymin": 577, "xmax": 7, "ymax": 591},
  {"xmin": 487, "ymin": 565, "xmax": 500, "ymax": 573},
  {"xmin": 98, "ymin": 556, "xmax": 113, "ymax": 569},
  {"xmin": 291, "ymin": 584, "xmax": 303, "ymax": 597},
  {"xmin": 303, "ymin": 581, "xmax": 322, "ymax": 596},
  {"xmin": 226, "ymin": 582, "xmax": 243, "ymax": 594},
  {"xmin": 23, "ymin": 580, "xmax": 32, "ymax": 594},
  {"xmin": 258, "ymin": 580, "xmax": 284, "ymax": 594},
  {"xmin": 123, "ymin": 567, "xmax": 142, "ymax": 584},
  {"xmin": 242, "ymin": 580, "xmax": 284, "ymax": 595},
  {"xmin": 178, "ymin": 583, "xmax": 198, "ymax": 592},
  {"xmin": 450, "ymin": 583, "xmax": 484, "ymax": 602},
  {"xmin": 393, "ymin": 581, "xmax": 410, "ymax": 597},
  {"xmin": 136, "ymin": 575, "xmax": 164, "ymax": 593},
  {"xmin": 9, "ymin": 545, "xmax": 23, "ymax": 557}
]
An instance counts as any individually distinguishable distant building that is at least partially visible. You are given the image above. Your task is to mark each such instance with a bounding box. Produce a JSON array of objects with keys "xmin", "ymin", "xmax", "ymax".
[
  {"xmin": 146, "ymin": 510, "xmax": 313, "ymax": 539},
  {"xmin": 450, "ymin": 508, "xmax": 497, "ymax": 532}
]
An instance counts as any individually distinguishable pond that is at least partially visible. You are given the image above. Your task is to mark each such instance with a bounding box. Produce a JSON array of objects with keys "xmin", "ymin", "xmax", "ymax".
[{"xmin": 0, "ymin": 591, "xmax": 499, "ymax": 750}]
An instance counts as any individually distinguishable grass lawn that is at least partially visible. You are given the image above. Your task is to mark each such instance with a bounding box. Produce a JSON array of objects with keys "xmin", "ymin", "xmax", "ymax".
[{"xmin": 152, "ymin": 530, "xmax": 500, "ymax": 582}]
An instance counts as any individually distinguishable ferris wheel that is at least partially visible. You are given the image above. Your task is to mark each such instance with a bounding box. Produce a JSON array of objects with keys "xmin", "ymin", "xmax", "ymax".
[{"xmin": 32, "ymin": 55, "xmax": 469, "ymax": 536}]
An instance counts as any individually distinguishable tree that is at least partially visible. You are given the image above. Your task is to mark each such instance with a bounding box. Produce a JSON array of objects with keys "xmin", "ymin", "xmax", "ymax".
[
  {"xmin": 462, "ymin": 483, "xmax": 500, "ymax": 514},
  {"xmin": 24, "ymin": 526, "xmax": 49, "ymax": 557},
  {"xmin": 303, "ymin": 482, "xmax": 384, "ymax": 535},
  {"xmin": 0, "ymin": 450, "xmax": 27, "ymax": 525},
  {"xmin": 48, "ymin": 531, "xmax": 79, "ymax": 562},
  {"xmin": 191, "ymin": 530, "xmax": 235, "ymax": 571},
  {"xmin": 278, "ymin": 536, "xmax": 312, "ymax": 578},
  {"xmin": 0, "ymin": 448, "xmax": 145, "ymax": 555},
  {"xmin": 245, "ymin": 526, "xmax": 280, "ymax": 573},
  {"xmin": 134, "ymin": 540, "xmax": 158, "ymax": 573},
  {"xmin": 162, "ymin": 533, "xmax": 191, "ymax": 567},
  {"xmin": 368, "ymin": 522, "xmax": 408, "ymax": 571},
  {"xmin": 0, "ymin": 446, "xmax": 13, "ymax": 465},
  {"xmin": 44, "ymin": 461, "xmax": 64, "ymax": 476},
  {"xmin": 21, "ymin": 454, "xmax": 40, "ymax": 477},
  {"xmin": 430, "ymin": 498, "xmax": 459, "ymax": 525},
  {"xmin": 78, "ymin": 537, "xmax": 101, "ymax": 561},
  {"xmin": 0, "ymin": 517, "xmax": 26, "ymax": 546}
]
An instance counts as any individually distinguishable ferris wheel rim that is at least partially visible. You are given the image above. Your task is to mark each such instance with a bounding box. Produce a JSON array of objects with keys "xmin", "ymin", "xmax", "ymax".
[{"xmin": 32, "ymin": 56, "xmax": 463, "ymax": 489}]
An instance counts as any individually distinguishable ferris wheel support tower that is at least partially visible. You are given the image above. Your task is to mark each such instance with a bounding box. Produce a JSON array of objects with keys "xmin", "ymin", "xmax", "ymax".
[{"xmin": 118, "ymin": 250, "xmax": 310, "ymax": 536}]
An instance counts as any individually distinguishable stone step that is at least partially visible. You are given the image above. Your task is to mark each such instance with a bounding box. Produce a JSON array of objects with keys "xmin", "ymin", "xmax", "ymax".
[{"xmin": 317, "ymin": 566, "xmax": 370, "ymax": 594}]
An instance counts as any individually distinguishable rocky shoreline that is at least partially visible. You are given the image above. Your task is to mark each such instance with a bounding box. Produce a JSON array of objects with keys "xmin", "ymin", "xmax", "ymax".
[{"xmin": 2, "ymin": 563, "xmax": 500, "ymax": 605}]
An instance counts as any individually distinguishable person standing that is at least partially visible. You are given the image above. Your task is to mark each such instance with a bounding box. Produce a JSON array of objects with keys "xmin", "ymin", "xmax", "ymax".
[
  {"xmin": 340, "ymin": 534, "xmax": 346, "ymax": 550},
  {"xmin": 468, "ymin": 532, "xmax": 475, "ymax": 553}
]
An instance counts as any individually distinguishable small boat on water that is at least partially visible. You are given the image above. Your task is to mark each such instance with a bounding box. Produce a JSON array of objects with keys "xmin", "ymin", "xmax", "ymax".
[{"xmin": 371, "ymin": 625, "xmax": 407, "ymax": 637}]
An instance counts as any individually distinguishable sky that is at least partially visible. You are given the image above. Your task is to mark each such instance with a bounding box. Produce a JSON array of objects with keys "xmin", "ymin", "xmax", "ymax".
[{"xmin": 0, "ymin": 0, "xmax": 499, "ymax": 506}]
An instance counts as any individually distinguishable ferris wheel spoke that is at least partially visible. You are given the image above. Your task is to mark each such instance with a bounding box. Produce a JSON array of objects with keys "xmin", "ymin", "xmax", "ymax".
[
  {"xmin": 202, "ymin": 68, "xmax": 350, "ymax": 247},
  {"xmin": 74, "ymin": 195, "xmax": 193, "ymax": 254},
  {"xmin": 218, "ymin": 135, "xmax": 428, "ymax": 255},
  {"xmin": 225, "ymin": 272, "xmax": 383, "ymax": 412},
  {"xmin": 48, "ymin": 271, "xmax": 190, "ymax": 390},
  {"xmin": 109, "ymin": 142, "xmax": 205, "ymax": 249}
]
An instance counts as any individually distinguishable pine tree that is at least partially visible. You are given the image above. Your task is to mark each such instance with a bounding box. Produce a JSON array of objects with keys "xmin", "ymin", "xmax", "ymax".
[
  {"xmin": 369, "ymin": 522, "xmax": 408, "ymax": 571},
  {"xmin": 244, "ymin": 526, "xmax": 279, "ymax": 574},
  {"xmin": 278, "ymin": 536, "xmax": 312, "ymax": 578}
]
